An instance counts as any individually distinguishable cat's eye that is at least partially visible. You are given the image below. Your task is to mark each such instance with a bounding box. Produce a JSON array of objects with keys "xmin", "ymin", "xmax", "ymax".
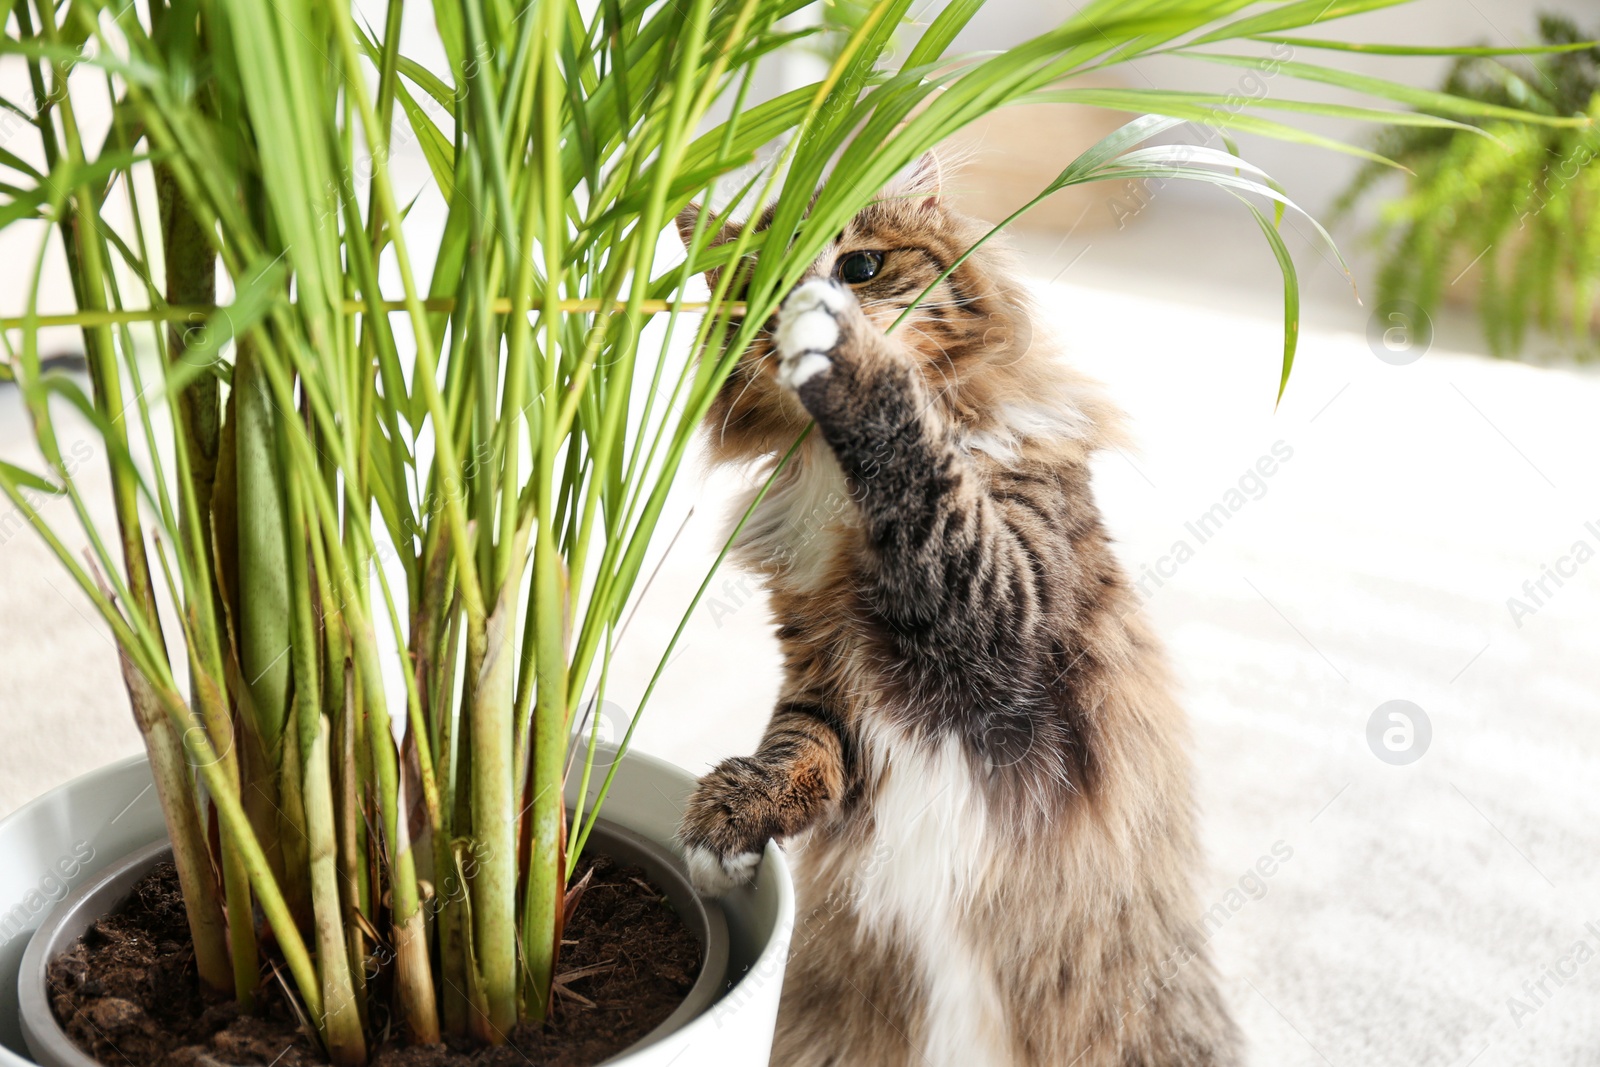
[{"xmin": 837, "ymin": 250, "xmax": 884, "ymax": 285}]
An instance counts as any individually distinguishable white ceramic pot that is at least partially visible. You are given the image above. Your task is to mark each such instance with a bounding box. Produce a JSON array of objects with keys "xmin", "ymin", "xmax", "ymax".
[{"xmin": 0, "ymin": 745, "xmax": 793, "ymax": 1067}]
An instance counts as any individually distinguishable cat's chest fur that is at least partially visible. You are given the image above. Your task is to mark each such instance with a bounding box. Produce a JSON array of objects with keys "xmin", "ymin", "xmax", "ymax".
[
  {"xmin": 856, "ymin": 725, "xmax": 1013, "ymax": 1064},
  {"xmin": 729, "ymin": 442, "xmax": 859, "ymax": 593},
  {"xmin": 733, "ymin": 448, "xmax": 1014, "ymax": 1061}
]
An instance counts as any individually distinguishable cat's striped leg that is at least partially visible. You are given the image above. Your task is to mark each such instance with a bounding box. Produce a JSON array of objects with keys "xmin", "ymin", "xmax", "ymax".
[
  {"xmin": 679, "ymin": 698, "xmax": 849, "ymax": 896},
  {"xmin": 773, "ymin": 279, "xmax": 1042, "ymax": 651}
]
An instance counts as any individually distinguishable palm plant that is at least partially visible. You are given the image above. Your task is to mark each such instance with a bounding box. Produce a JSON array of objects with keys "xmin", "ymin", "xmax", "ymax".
[
  {"xmin": 1336, "ymin": 14, "xmax": 1600, "ymax": 355},
  {"xmin": 0, "ymin": 0, "xmax": 1581, "ymax": 1062}
]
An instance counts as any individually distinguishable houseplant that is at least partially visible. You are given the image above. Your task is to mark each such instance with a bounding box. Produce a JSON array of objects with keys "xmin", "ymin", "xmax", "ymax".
[
  {"xmin": 1336, "ymin": 14, "xmax": 1600, "ymax": 356},
  {"xmin": 0, "ymin": 0, "xmax": 1583, "ymax": 1064}
]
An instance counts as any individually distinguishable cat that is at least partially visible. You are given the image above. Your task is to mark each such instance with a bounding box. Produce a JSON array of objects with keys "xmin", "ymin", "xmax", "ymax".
[{"xmin": 675, "ymin": 153, "xmax": 1240, "ymax": 1067}]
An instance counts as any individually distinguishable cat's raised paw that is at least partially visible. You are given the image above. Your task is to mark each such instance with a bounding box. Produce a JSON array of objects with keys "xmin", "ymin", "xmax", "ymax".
[
  {"xmin": 684, "ymin": 844, "xmax": 763, "ymax": 897},
  {"xmin": 774, "ymin": 279, "xmax": 851, "ymax": 390}
]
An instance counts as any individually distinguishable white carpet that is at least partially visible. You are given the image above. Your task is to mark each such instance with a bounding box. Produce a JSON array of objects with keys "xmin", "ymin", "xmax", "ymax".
[{"xmin": 3, "ymin": 212, "xmax": 1597, "ymax": 1066}]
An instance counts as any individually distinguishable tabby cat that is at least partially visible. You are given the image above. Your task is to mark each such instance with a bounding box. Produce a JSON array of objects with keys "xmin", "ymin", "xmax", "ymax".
[{"xmin": 676, "ymin": 154, "xmax": 1240, "ymax": 1067}]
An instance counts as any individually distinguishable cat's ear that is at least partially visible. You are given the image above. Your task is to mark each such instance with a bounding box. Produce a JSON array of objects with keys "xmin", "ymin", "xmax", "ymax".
[
  {"xmin": 883, "ymin": 151, "xmax": 943, "ymax": 211},
  {"xmin": 675, "ymin": 202, "xmax": 709, "ymax": 248},
  {"xmin": 675, "ymin": 202, "xmax": 743, "ymax": 248},
  {"xmin": 675, "ymin": 203, "xmax": 742, "ymax": 288}
]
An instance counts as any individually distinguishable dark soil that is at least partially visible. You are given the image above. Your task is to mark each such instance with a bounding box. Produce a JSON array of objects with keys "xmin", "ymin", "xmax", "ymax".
[{"xmin": 46, "ymin": 856, "xmax": 702, "ymax": 1067}]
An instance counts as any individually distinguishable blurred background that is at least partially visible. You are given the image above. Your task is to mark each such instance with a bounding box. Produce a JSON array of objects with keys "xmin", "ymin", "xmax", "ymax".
[{"xmin": 4, "ymin": 2, "xmax": 1599, "ymax": 1064}]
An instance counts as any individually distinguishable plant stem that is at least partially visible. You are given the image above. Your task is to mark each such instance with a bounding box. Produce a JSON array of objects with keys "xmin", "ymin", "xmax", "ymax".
[
  {"xmin": 468, "ymin": 517, "xmax": 529, "ymax": 1040},
  {"xmin": 155, "ymin": 164, "xmax": 222, "ymax": 554},
  {"xmin": 152, "ymin": 143, "xmax": 265, "ymax": 1006},
  {"xmin": 190, "ymin": 665, "xmax": 261, "ymax": 1007},
  {"xmin": 520, "ymin": 0, "xmax": 576, "ymax": 1020},
  {"xmin": 332, "ymin": 659, "xmax": 368, "ymax": 1030},
  {"xmin": 306, "ymin": 716, "xmax": 367, "ymax": 1067},
  {"xmin": 234, "ymin": 338, "xmax": 292, "ymax": 755},
  {"xmin": 25, "ymin": 0, "xmax": 241, "ymax": 1003},
  {"xmin": 349, "ymin": 609, "xmax": 441, "ymax": 1044},
  {"xmin": 119, "ymin": 657, "xmax": 236, "ymax": 993}
]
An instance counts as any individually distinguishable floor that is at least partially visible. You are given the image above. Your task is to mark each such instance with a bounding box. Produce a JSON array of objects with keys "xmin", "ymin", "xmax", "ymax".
[{"xmin": 3, "ymin": 194, "xmax": 1598, "ymax": 1066}]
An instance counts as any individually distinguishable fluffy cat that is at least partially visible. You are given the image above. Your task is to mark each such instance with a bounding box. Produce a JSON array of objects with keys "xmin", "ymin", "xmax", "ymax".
[{"xmin": 676, "ymin": 154, "xmax": 1240, "ymax": 1067}]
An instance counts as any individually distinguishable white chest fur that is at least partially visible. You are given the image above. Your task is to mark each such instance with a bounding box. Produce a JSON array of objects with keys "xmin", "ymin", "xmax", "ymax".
[
  {"xmin": 730, "ymin": 444, "xmax": 856, "ymax": 593},
  {"xmin": 857, "ymin": 727, "xmax": 1012, "ymax": 1065}
]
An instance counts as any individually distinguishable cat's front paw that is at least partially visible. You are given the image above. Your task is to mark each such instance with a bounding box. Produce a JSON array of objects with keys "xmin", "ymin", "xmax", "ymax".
[
  {"xmin": 679, "ymin": 757, "xmax": 777, "ymax": 897},
  {"xmin": 773, "ymin": 279, "xmax": 854, "ymax": 393}
]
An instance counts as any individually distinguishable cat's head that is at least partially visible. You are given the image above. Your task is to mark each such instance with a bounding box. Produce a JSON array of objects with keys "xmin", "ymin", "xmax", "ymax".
[{"xmin": 678, "ymin": 153, "xmax": 1077, "ymax": 463}]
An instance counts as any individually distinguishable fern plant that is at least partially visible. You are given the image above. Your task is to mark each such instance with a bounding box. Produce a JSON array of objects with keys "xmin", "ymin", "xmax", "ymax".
[{"xmin": 1337, "ymin": 14, "xmax": 1600, "ymax": 355}]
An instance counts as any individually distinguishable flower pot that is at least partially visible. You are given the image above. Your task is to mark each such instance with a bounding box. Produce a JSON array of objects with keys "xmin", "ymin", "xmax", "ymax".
[
  {"xmin": 0, "ymin": 745, "xmax": 793, "ymax": 1067},
  {"xmin": 20, "ymin": 826, "xmax": 723, "ymax": 1067}
]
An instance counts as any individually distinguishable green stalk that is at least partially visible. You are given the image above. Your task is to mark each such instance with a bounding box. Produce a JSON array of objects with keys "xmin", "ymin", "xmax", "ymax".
[
  {"xmin": 575, "ymin": 428, "xmax": 810, "ymax": 858},
  {"xmin": 119, "ymin": 660, "xmax": 235, "ymax": 993},
  {"xmin": 0, "ymin": 456, "xmax": 318, "ymax": 1016},
  {"xmin": 230, "ymin": 298, "xmax": 444, "ymax": 1054},
  {"xmin": 165, "ymin": 683, "xmax": 325, "ymax": 1021},
  {"xmin": 233, "ymin": 336, "xmax": 292, "ymax": 743},
  {"xmin": 191, "ymin": 665, "xmax": 262, "ymax": 1007},
  {"xmin": 520, "ymin": 0, "xmax": 574, "ymax": 1021},
  {"xmin": 113, "ymin": 99, "xmax": 259, "ymax": 1011},
  {"xmin": 155, "ymin": 161, "xmax": 221, "ymax": 526},
  {"xmin": 233, "ymin": 335, "xmax": 299, "ymax": 907},
  {"xmin": 281, "ymin": 464, "xmax": 323, "ymax": 927},
  {"xmin": 443, "ymin": 626, "xmax": 477, "ymax": 1036},
  {"xmin": 349, "ymin": 604, "xmax": 441, "ymax": 1044},
  {"xmin": 468, "ymin": 516, "xmax": 530, "ymax": 1040},
  {"xmin": 24, "ymin": 0, "xmax": 240, "ymax": 1002},
  {"xmin": 306, "ymin": 716, "xmax": 367, "ymax": 1067},
  {"xmin": 334, "ymin": 664, "xmax": 369, "ymax": 1030}
]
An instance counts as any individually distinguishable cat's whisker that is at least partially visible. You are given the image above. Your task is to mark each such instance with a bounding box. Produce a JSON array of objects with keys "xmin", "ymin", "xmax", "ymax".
[{"xmin": 718, "ymin": 349, "xmax": 774, "ymax": 446}]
